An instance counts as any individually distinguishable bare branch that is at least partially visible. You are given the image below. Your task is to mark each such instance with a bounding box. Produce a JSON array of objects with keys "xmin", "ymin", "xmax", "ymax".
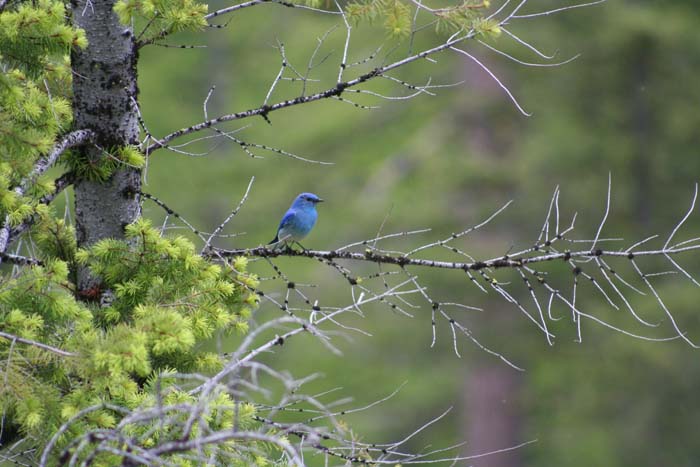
[
  {"xmin": 202, "ymin": 176, "xmax": 255, "ymax": 253},
  {"xmin": 591, "ymin": 172, "xmax": 612, "ymax": 251},
  {"xmin": 478, "ymin": 39, "xmax": 580, "ymax": 67},
  {"xmin": 501, "ymin": 27, "xmax": 556, "ymax": 60},
  {"xmin": 511, "ymin": 0, "xmax": 607, "ymax": 19},
  {"xmin": 0, "ymin": 331, "xmax": 77, "ymax": 357},
  {"xmin": 446, "ymin": 47, "xmax": 530, "ymax": 115},
  {"xmin": 0, "ymin": 252, "xmax": 42, "ymax": 266},
  {"xmin": 145, "ymin": 31, "xmax": 480, "ymax": 154},
  {"xmin": 664, "ymin": 182, "xmax": 698, "ymax": 250},
  {"xmin": 211, "ymin": 243, "xmax": 700, "ymax": 271},
  {"xmin": 206, "ymin": 182, "xmax": 700, "ymax": 350}
]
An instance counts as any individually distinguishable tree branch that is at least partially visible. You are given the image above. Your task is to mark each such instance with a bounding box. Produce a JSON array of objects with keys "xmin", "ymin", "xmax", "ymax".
[
  {"xmin": 210, "ymin": 244, "xmax": 700, "ymax": 271},
  {"xmin": 207, "ymin": 186, "xmax": 700, "ymax": 350},
  {"xmin": 144, "ymin": 31, "xmax": 477, "ymax": 155},
  {"xmin": 7, "ymin": 171, "xmax": 76, "ymax": 243},
  {"xmin": 0, "ymin": 130, "xmax": 94, "ymax": 258},
  {"xmin": 0, "ymin": 331, "xmax": 77, "ymax": 357},
  {"xmin": 0, "ymin": 252, "xmax": 43, "ymax": 266},
  {"xmin": 18, "ymin": 130, "xmax": 94, "ymax": 195}
]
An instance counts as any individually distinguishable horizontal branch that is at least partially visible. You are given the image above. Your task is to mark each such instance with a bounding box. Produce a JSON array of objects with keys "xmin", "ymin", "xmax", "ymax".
[
  {"xmin": 0, "ymin": 331, "xmax": 77, "ymax": 357},
  {"xmin": 0, "ymin": 252, "xmax": 43, "ymax": 266},
  {"xmin": 210, "ymin": 244, "xmax": 700, "ymax": 272}
]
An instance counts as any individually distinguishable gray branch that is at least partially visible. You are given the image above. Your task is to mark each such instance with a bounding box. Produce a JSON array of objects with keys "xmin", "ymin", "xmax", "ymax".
[
  {"xmin": 0, "ymin": 130, "xmax": 94, "ymax": 259},
  {"xmin": 144, "ymin": 30, "xmax": 476, "ymax": 155},
  {"xmin": 19, "ymin": 129, "xmax": 94, "ymax": 194},
  {"xmin": 0, "ymin": 252, "xmax": 43, "ymax": 266},
  {"xmin": 210, "ymin": 244, "xmax": 700, "ymax": 271},
  {"xmin": 0, "ymin": 331, "xmax": 78, "ymax": 357}
]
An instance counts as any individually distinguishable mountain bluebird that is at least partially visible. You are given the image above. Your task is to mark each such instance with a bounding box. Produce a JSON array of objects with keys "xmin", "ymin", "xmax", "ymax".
[{"xmin": 269, "ymin": 193, "xmax": 323, "ymax": 248}]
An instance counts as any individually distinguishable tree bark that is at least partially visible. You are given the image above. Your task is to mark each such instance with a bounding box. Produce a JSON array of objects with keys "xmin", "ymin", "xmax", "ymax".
[{"xmin": 71, "ymin": 0, "xmax": 141, "ymax": 294}]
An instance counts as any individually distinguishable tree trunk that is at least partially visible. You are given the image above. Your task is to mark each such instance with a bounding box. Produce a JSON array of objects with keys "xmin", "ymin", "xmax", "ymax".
[
  {"xmin": 463, "ymin": 366, "xmax": 522, "ymax": 467},
  {"xmin": 629, "ymin": 35, "xmax": 653, "ymax": 230},
  {"xmin": 71, "ymin": 0, "xmax": 141, "ymax": 294}
]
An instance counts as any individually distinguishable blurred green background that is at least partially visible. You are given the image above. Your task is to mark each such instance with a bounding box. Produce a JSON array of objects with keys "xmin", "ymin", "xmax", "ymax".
[{"xmin": 135, "ymin": 0, "xmax": 700, "ymax": 465}]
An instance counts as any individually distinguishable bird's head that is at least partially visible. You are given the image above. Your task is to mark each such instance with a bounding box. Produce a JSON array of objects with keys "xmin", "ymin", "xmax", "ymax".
[{"xmin": 293, "ymin": 192, "xmax": 324, "ymax": 208}]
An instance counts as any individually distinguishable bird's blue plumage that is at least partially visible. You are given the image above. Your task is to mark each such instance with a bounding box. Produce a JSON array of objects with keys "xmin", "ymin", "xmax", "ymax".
[{"xmin": 269, "ymin": 193, "xmax": 323, "ymax": 247}]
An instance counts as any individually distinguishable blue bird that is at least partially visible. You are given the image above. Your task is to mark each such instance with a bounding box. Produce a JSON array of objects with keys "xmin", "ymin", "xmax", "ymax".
[{"xmin": 269, "ymin": 193, "xmax": 323, "ymax": 249}]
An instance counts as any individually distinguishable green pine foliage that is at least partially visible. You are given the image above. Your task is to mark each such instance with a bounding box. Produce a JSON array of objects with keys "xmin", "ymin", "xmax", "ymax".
[
  {"xmin": 0, "ymin": 1, "xmax": 267, "ymax": 463},
  {"xmin": 0, "ymin": 0, "xmax": 82, "ymax": 163},
  {"xmin": 1, "ymin": 218, "xmax": 260, "ymax": 463},
  {"xmin": 77, "ymin": 218, "xmax": 257, "ymax": 342},
  {"xmin": 0, "ymin": 0, "xmax": 83, "ymax": 237},
  {"xmin": 0, "ymin": 0, "xmax": 87, "ymax": 76},
  {"xmin": 114, "ymin": 0, "xmax": 209, "ymax": 43},
  {"xmin": 62, "ymin": 144, "xmax": 146, "ymax": 181},
  {"xmin": 345, "ymin": 0, "xmax": 500, "ymax": 38}
]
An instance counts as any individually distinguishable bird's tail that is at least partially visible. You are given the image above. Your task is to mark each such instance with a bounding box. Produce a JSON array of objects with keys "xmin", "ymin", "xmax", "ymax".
[{"xmin": 268, "ymin": 234, "xmax": 279, "ymax": 246}]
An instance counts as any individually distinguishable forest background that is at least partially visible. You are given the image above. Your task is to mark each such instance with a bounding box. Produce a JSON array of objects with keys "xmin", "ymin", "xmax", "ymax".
[
  {"xmin": 5, "ymin": 0, "xmax": 700, "ymax": 465},
  {"xmin": 133, "ymin": 0, "xmax": 700, "ymax": 465}
]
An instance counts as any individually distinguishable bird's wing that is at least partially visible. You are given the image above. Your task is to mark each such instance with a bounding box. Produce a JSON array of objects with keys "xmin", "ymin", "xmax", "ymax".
[
  {"xmin": 277, "ymin": 210, "xmax": 296, "ymax": 230},
  {"xmin": 269, "ymin": 210, "xmax": 297, "ymax": 245}
]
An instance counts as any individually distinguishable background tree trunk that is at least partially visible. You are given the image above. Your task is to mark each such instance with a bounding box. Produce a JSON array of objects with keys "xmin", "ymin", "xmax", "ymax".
[
  {"xmin": 464, "ymin": 366, "xmax": 522, "ymax": 467},
  {"xmin": 71, "ymin": 0, "xmax": 141, "ymax": 294}
]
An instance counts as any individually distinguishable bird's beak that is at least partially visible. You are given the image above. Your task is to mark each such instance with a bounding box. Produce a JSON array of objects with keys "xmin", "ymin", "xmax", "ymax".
[{"xmin": 316, "ymin": 198, "xmax": 324, "ymax": 203}]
